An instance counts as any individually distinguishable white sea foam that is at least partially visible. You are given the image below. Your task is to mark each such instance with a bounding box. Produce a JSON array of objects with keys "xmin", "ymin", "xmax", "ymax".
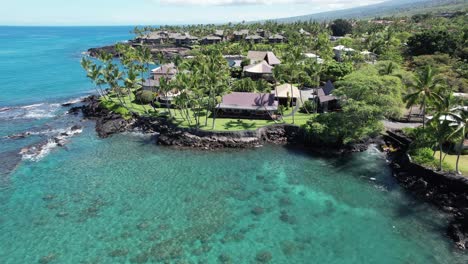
[
  {"xmin": 0, "ymin": 102, "xmax": 64, "ymax": 120},
  {"xmin": 20, "ymin": 126, "xmax": 83, "ymax": 161}
]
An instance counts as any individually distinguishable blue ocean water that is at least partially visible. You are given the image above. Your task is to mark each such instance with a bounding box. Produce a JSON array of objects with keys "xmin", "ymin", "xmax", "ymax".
[{"xmin": 0, "ymin": 27, "xmax": 467, "ymax": 263}]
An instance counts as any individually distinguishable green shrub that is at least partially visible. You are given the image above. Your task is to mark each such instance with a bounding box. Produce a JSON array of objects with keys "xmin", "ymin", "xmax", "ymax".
[
  {"xmin": 135, "ymin": 90, "xmax": 156, "ymax": 104},
  {"xmin": 410, "ymin": 148, "xmax": 435, "ymax": 164},
  {"xmin": 410, "ymin": 147, "xmax": 452, "ymax": 171},
  {"xmin": 300, "ymin": 100, "xmax": 315, "ymax": 113}
]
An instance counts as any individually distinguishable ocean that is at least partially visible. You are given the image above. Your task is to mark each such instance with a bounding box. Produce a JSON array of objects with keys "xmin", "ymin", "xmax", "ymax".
[{"xmin": 0, "ymin": 26, "xmax": 466, "ymax": 263}]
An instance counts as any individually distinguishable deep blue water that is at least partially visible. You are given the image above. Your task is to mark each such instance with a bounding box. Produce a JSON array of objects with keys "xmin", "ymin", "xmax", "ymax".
[
  {"xmin": 0, "ymin": 27, "xmax": 467, "ymax": 263},
  {"xmin": 0, "ymin": 26, "xmax": 132, "ymax": 106}
]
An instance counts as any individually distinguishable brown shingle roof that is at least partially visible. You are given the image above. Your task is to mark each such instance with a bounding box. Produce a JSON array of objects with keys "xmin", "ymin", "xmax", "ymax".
[{"xmin": 218, "ymin": 92, "xmax": 278, "ymax": 111}]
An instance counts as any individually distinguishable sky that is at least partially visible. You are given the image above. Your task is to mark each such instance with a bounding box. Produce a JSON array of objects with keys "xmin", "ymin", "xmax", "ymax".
[{"xmin": 0, "ymin": 0, "xmax": 385, "ymax": 26}]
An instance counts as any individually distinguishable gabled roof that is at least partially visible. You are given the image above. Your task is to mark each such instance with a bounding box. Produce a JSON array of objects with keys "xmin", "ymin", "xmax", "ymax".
[
  {"xmin": 243, "ymin": 61, "xmax": 273, "ymax": 74},
  {"xmin": 273, "ymin": 84, "xmax": 300, "ymax": 98},
  {"xmin": 233, "ymin": 29, "xmax": 249, "ymax": 35},
  {"xmin": 269, "ymin": 34, "xmax": 284, "ymax": 40},
  {"xmin": 202, "ymin": 35, "xmax": 222, "ymax": 40},
  {"xmin": 217, "ymin": 92, "xmax": 278, "ymax": 111},
  {"xmin": 247, "ymin": 51, "xmax": 281, "ymax": 66},
  {"xmin": 151, "ymin": 63, "xmax": 177, "ymax": 75},
  {"xmin": 214, "ymin": 30, "xmax": 224, "ymax": 36},
  {"xmin": 299, "ymin": 28, "xmax": 311, "ymax": 35},
  {"xmin": 317, "ymin": 82, "xmax": 337, "ymax": 103},
  {"xmin": 323, "ymin": 80, "xmax": 335, "ymax": 95},
  {"xmin": 333, "ymin": 45, "xmax": 355, "ymax": 52},
  {"xmin": 246, "ymin": 35, "xmax": 263, "ymax": 40}
]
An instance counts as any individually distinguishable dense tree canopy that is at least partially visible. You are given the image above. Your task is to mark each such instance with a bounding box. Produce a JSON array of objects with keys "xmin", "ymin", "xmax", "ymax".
[
  {"xmin": 335, "ymin": 66, "xmax": 404, "ymax": 119},
  {"xmin": 330, "ymin": 19, "xmax": 353, "ymax": 36}
]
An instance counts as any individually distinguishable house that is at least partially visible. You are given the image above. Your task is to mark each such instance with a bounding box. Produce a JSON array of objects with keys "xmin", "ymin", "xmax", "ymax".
[
  {"xmin": 256, "ymin": 29, "xmax": 266, "ymax": 37},
  {"xmin": 233, "ymin": 29, "xmax": 249, "ymax": 41},
  {"xmin": 142, "ymin": 79, "xmax": 160, "ymax": 92},
  {"xmin": 175, "ymin": 35, "xmax": 198, "ymax": 46},
  {"xmin": 216, "ymin": 92, "xmax": 278, "ymax": 119},
  {"xmin": 214, "ymin": 30, "xmax": 225, "ymax": 39},
  {"xmin": 247, "ymin": 51, "xmax": 281, "ymax": 66},
  {"xmin": 158, "ymin": 89, "xmax": 181, "ymax": 107},
  {"xmin": 268, "ymin": 34, "xmax": 285, "ymax": 44},
  {"xmin": 329, "ymin": 36, "xmax": 344, "ymax": 42},
  {"xmin": 299, "ymin": 28, "xmax": 311, "ymax": 36},
  {"xmin": 136, "ymin": 32, "xmax": 164, "ymax": 45},
  {"xmin": 243, "ymin": 61, "xmax": 274, "ymax": 80},
  {"xmin": 333, "ymin": 45, "xmax": 355, "ymax": 61},
  {"xmin": 151, "ymin": 63, "xmax": 178, "ymax": 80},
  {"xmin": 272, "ymin": 83, "xmax": 300, "ymax": 106},
  {"xmin": 360, "ymin": 50, "xmax": 377, "ymax": 63},
  {"xmin": 201, "ymin": 35, "xmax": 222, "ymax": 45},
  {"xmin": 245, "ymin": 35, "xmax": 264, "ymax": 44},
  {"xmin": 317, "ymin": 81, "xmax": 338, "ymax": 112},
  {"xmin": 304, "ymin": 53, "xmax": 324, "ymax": 64}
]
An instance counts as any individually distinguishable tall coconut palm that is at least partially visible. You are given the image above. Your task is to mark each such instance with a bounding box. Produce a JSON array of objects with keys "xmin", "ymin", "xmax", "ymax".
[
  {"xmin": 404, "ymin": 66, "xmax": 443, "ymax": 128},
  {"xmin": 447, "ymin": 107, "xmax": 468, "ymax": 174},
  {"xmin": 158, "ymin": 76, "xmax": 173, "ymax": 117},
  {"xmin": 429, "ymin": 93, "xmax": 456, "ymax": 170}
]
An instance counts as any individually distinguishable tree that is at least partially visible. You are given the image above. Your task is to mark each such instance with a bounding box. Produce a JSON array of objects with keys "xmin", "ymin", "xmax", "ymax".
[
  {"xmin": 320, "ymin": 61, "xmax": 353, "ymax": 82},
  {"xmin": 404, "ymin": 66, "xmax": 444, "ymax": 128},
  {"xmin": 335, "ymin": 67, "xmax": 404, "ymax": 119},
  {"xmin": 447, "ymin": 107, "xmax": 468, "ymax": 174},
  {"xmin": 407, "ymin": 30, "xmax": 459, "ymax": 56},
  {"xmin": 330, "ymin": 19, "xmax": 352, "ymax": 37},
  {"xmin": 304, "ymin": 100, "xmax": 383, "ymax": 145}
]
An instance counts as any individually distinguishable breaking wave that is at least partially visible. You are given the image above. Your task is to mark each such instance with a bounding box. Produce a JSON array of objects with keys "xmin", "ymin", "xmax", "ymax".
[{"xmin": 20, "ymin": 125, "xmax": 83, "ymax": 161}]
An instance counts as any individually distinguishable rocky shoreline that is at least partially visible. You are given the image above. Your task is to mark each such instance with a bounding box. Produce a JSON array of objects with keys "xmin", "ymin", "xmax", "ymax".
[
  {"xmin": 77, "ymin": 95, "xmax": 374, "ymax": 153},
  {"xmin": 385, "ymin": 131, "xmax": 468, "ymax": 250}
]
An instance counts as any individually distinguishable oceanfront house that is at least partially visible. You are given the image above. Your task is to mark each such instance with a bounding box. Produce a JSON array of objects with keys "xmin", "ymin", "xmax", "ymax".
[
  {"xmin": 304, "ymin": 53, "xmax": 324, "ymax": 64},
  {"xmin": 268, "ymin": 34, "xmax": 285, "ymax": 44},
  {"xmin": 233, "ymin": 30, "xmax": 249, "ymax": 41},
  {"xmin": 317, "ymin": 81, "xmax": 338, "ymax": 112},
  {"xmin": 214, "ymin": 30, "xmax": 225, "ymax": 40},
  {"xmin": 299, "ymin": 28, "xmax": 311, "ymax": 36},
  {"xmin": 272, "ymin": 83, "xmax": 300, "ymax": 106},
  {"xmin": 135, "ymin": 32, "xmax": 164, "ymax": 45},
  {"xmin": 151, "ymin": 63, "xmax": 178, "ymax": 80},
  {"xmin": 247, "ymin": 51, "xmax": 281, "ymax": 66},
  {"xmin": 158, "ymin": 89, "xmax": 181, "ymax": 107},
  {"xmin": 333, "ymin": 45, "xmax": 355, "ymax": 61},
  {"xmin": 245, "ymin": 35, "xmax": 264, "ymax": 44},
  {"xmin": 175, "ymin": 35, "xmax": 198, "ymax": 46},
  {"xmin": 216, "ymin": 92, "xmax": 278, "ymax": 119},
  {"xmin": 201, "ymin": 35, "xmax": 222, "ymax": 45},
  {"xmin": 142, "ymin": 79, "xmax": 160, "ymax": 92}
]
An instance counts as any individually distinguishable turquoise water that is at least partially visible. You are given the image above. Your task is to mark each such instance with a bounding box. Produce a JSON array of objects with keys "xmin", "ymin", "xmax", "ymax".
[{"xmin": 0, "ymin": 27, "xmax": 467, "ymax": 263}]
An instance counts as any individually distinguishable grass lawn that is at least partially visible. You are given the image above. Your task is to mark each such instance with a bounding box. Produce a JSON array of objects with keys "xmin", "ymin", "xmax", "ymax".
[
  {"xmin": 434, "ymin": 151, "xmax": 468, "ymax": 176},
  {"xmin": 103, "ymin": 93, "xmax": 312, "ymax": 131},
  {"xmin": 166, "ymin": 106, "xmax": 312, "ymax": 131}
]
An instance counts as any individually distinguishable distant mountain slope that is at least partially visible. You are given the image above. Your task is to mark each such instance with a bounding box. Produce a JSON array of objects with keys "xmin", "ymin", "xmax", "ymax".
[{"xmin": 272, "ymin": 0, "xmax": 467, "ymax": 23}]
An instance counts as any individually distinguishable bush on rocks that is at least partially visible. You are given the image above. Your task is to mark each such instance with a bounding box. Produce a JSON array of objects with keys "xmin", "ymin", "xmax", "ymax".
[{"xmin": 135, "ymin": 90, "xmax": 156, "ymax": 104}]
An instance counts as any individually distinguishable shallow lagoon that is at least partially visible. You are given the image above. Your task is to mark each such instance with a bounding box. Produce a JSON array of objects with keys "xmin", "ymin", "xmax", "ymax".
[{"xmin": 1, "ymin": 127, "xmax": 467, "ymax": 264}]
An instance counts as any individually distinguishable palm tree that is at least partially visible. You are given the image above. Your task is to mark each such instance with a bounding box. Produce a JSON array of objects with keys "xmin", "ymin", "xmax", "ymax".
[
  {"xmin": 447, "ymin": 107, "xmax": 468, "ymax": 174},
  {"xmin": 158, "ymin": 76, "xmax": 172, "ymax": 117},
  {"xmin": 429, "ymin": 93, "xmax": 456, "ymax": 170},
  {"xmin": 404, "ymin": 66, "xmax": 443, "ymax": 128}
]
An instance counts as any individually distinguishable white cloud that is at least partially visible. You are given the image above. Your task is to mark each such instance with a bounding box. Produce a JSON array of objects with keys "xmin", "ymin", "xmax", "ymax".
[{"xmin": 160, "ymin": 0, "xmax": 383, "ymax": 6}]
